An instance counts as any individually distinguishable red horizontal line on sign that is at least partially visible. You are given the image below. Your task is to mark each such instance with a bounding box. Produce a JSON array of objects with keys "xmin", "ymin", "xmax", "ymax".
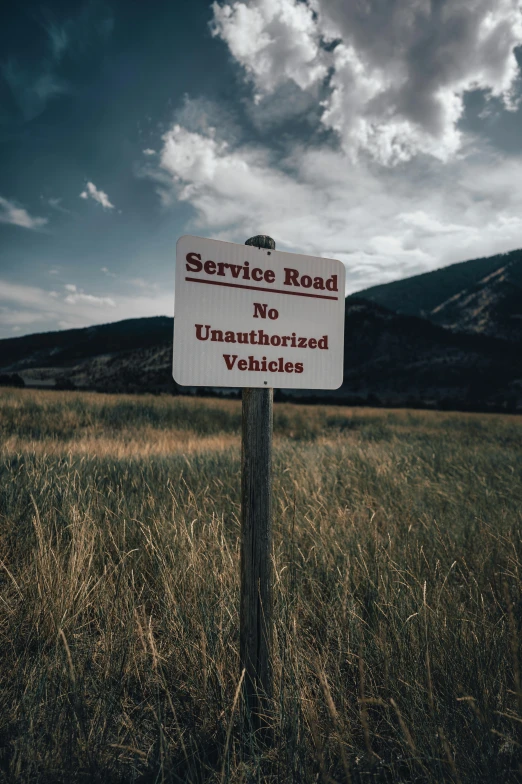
[{"xmin": 184, "ymin": 277, "xmax": 339, "ymax": 301}]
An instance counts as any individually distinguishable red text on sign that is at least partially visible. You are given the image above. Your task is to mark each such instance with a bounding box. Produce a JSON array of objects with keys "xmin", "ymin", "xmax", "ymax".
[
  {"xmin": 223, "ymin": 354, "xmax": 304, "ymax": 373},
  {"xmin": 186, "ymin": 252, "xmax": 275, "ymax": 284}
]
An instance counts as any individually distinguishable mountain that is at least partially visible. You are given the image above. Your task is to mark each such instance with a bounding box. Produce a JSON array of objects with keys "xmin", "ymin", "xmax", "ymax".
[
  {"xmin": 352, "ymin": 248, "xmax": 522, "ymax": 342},
  {"xmin": 0, "ymin": 317, "xmax": 173, "ymax": 370},
  {"xmin": 340, "ymin": 298, "xmax": 521, "ymax": 410},
  {"xmin": 428, "ymin": 258, "xmax": 522, "ymax": 342},
  {"xmin": 1, "ymin": 300, "xmax": 521, "ymax": 411},
  {"xmin": 0, "ymin": 317, "xmax": 175, "ymax": 395}
]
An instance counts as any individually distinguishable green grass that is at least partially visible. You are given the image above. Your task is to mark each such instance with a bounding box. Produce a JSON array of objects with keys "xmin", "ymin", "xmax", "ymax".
[{"xmin": 0, "ymin": 388, "xmax": 521, "ymax": 782}]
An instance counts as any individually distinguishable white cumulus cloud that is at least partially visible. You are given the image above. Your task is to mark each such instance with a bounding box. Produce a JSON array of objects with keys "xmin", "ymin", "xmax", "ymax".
[
  {"xmin": 0, "ymin": 280, "xmax": 173, "ymax": 339},
  {"xmin": 64, "ymin": 292, "xmax": 116, "ymax": 306},
  {"xmin": 63, "ymin": 283, "xmax": 115, "ymax": 306},
  {"xmin": 79, "ymin": 181, "xmax": 115, "ymax": 209},
  {"xmin": 159, "ymin": 124, "xmax": 316, "ymax": 234},
  {"xmin": 212, "ymin": 0, "xmax": 522, "ymax": 164},
  {"xmin": 154, "ymin": 122, "xmax": 522, "ymax": 292},
  {"xmin": 0, "ymin": 196, "xmax": 48, "ymax": 229},
  {"xmin": 211, "ymin": 0, "xmax": 328, "ymax": 95},
  {"xmin": 142, "ymin": 1, "xmax": 522, "ymax": 294}
]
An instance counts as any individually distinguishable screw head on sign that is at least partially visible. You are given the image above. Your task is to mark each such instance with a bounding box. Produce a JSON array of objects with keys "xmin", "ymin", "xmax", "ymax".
[{"xmin": 245, "ymin": 235, "xmax": 276, "ymax": 250}]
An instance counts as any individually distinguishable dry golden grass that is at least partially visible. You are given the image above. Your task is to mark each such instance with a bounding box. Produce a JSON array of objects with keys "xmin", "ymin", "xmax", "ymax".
[
  {"xmin": 1, "ymin": 430, "xmax": 240, "ymax": 459},
  {"xmin": 0, "ymin": 387, "xmax": 521, "ymax": 783}
]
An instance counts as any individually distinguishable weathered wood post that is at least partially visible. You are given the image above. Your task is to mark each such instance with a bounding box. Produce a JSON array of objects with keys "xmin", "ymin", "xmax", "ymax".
[{"xmin": 240, "ymin": 234, "xmax": 275, "ymax": 730}]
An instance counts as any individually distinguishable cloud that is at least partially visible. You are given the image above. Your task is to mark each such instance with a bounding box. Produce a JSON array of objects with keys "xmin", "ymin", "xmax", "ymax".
[
  {"xmin": 159, "ymin": 124, "xmax": 314, "ymax": 233},
  {"xmin": 212, "ymin": 0, "xmax": 522, "ymax": 164},
  {"xmin": 143, "ymin": 149, "xmax": 156, "ymax": 156},
  {"xmin": 244, "ymin": 79, "xmax": 321, "ymax": 132},
  {"xmin": 47, "ymin": 25, "xmax": 69, "ymax": 61},
  {"xmin": 45, "ymin": 196, "xmax": 71, "ymax": 215},
  {"xmin": 62, "ymin": 283, "xmax": 114, "ymax": 305},
  {"xmin": 0, "ymin": 308, "xmax": 46, "ymax": 328},
  {"xmin": 173, "ymin": 94, "xmax": 244, "ymax": 145},
  {"xmin": 0, "ymin": 196, "xmax": 48, "ymax": 230},
  {"xmin": 153, "ymin": 121, "xmax": 522, "ymax": 292},
  {"xmin": 139, "ymin": 2, "xmax": 522, "ymax": 294},
  {"xmin": 0, "ymin": 281, "xmax": 60, "ymax": 309},
  {"xmin": 2, "ymin": 3, "xmax": 113, "ymax": 124},
  {"xmin": 1, "ymin": 59, "xmax": 71, "ymax": 122},
  {"xmin": 42, "ymin": 2, "xmax": 114, "ymax": 61},
  {"xmin": 0, "ymin": 279, "xmax": 174, "ymax": 339},
  {"xmin": 64, "ymin": 292, "xmax": 116, "ymax": 306},
  {"xmin": 211, "ymin": 0, "xmax": 328, "ymax": 94},
  {"xmin": 128, "ymin": 278, "xmax": 159, "ymax": 291},
  {"xmin": 79, "ymin": 181, "xmax": 115, "ymax": 209}
]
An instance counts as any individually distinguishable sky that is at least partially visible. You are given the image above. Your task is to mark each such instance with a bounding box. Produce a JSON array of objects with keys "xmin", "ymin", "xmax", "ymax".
[{"xmin": 1, "ymin": 0, "xmax": 522, "ymax": 339}]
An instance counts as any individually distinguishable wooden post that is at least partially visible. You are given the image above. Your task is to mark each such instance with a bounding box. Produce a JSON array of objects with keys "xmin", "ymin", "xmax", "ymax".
[{"xmin": 240, "ymin": 234, "xmax": 275, "ymax": 730}]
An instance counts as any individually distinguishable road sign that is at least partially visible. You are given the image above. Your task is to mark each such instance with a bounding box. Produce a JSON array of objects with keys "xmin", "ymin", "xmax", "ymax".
[{"xmin": 173, "ymin": 235, "xmax": 345, "ymax": 389}]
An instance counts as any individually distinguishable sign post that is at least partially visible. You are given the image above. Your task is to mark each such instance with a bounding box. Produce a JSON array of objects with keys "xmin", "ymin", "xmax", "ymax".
[
  {"xmin": 172, "ymin": 232, "xmax": 345, "ymax": 732},
  {"xmin": 241, "ymin": 235, "xmax": 275, "ymax": 730}
]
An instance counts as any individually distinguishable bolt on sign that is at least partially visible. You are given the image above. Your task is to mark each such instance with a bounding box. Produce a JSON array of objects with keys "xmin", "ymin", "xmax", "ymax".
[{"xmin": 173, "ymin": 235, "xmax": 345, "ymax": 389}]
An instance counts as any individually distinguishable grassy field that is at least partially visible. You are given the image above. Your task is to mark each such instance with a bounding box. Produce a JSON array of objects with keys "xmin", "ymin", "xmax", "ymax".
[{"xmin": 0, "ymin": 388, "xmax": 521, "ymax": 783}]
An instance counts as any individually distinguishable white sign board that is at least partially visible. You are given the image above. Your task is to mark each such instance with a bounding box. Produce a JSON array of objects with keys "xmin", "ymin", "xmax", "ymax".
[{"xmin": 173, "ymin": 235, "xmax": 345, "ymax": 389}]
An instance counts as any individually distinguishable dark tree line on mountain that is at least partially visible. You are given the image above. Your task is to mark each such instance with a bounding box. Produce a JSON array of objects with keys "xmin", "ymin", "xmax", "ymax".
[{"xmin": 0, "ymin": 373, "xmax": 25, "ymax": 388}]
